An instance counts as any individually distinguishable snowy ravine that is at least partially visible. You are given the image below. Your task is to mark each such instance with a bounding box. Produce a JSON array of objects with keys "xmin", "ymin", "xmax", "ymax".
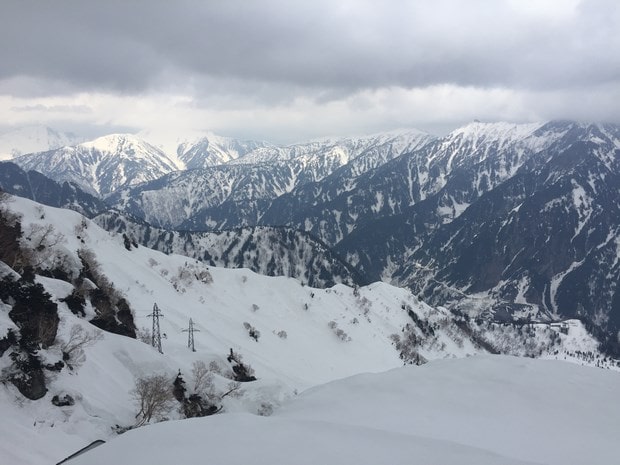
[{"xmin": 0, "ymin": 196, "xmax": 617, "ymax": 465}]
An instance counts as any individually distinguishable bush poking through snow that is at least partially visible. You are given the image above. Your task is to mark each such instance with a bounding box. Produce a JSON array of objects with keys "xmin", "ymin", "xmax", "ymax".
[
  {"xmin": 257, "ymin": 402, "xmax": 274, "ymax": 416},
  {"xmin": 132, "ymin": 373, "xmax": 175, "ymax": 427},
  {"xmin": 21, "ymin": 223, "xmax": 68, "ymax": 273},
  {"xmin": 227, "ymin": 349, "xmax": 257, "ymax": 382},
  {"xmin": 59, "ymin": 324, "xmax": 103, "ymax": 370},
  {"xmin": 243, "ymin": 322, "xmax": 260, "ymax": 342},
  {"xmin": 171, "ymin": 362, "xmax": 244, "ymax": 419},
  {"xmin": 328, "ymin": 320, "xmax": 351, "ymax": 342},
  {"xmin": 136, "ymin": 327, "xmax": 152, "ymax": 345},
  {"xmin": 170, "ymin": 262, "xmax": 213, "ymax": 292},
  {"xmin": 51, "ymin": 393, "xmax": 75, "ymax": 407},
  {"xmin": 390, "ymin": 324, "xmax": 427, "ymax": 365}
]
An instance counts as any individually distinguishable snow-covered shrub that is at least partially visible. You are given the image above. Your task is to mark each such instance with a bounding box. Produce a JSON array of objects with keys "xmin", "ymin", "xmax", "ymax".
[
  {"xmin": 251, "ymin": 303, "xmax": 260, "ymax": 312},
  {"xmin": 51, "ymin": 393, "xmax": 75, "ymax": 407},
  {"xmin": 171, "ymin": 262, "xmax": 213, "ymax": 292},
  {"xmin": 257, "ymin": 402, "xmax": 274, "ymax": 416},
  {"xmin": 276, "ymin": 330, "xmax": 288, "ymax": 339},
  {"xmin": 21, "ymin": 223, "xmax": 69, "ymax": 272},
  {"xmin": 227, "ymin": 349, "xmax": 257, "ymax": 382},
  {"xmin": 208, "ymin": 360, "xmax": 223, "ymax": 375},
  {"xmin": 390, "ymin": 324, "xmax": 427, "ymax": 365},
  {"xmin": 172, "ymin": 361, "xmax": 244, "ymax": 419},
  {"xmin": 243, "ymin": 322, "xmax": 261, "ymax": 342},
  {"xmin": 328, "ymin": 321, "xmax": 351, "ymax": 342},
  {"xmin": 136, "ymin": 327, "xmax": 152, "ymax": 345},
  {"xmin": 132, "ymin": 373, "xmax": 175, "ymax": 426},
  {"xmin": 59, "ymin": 324, "xmax": 103, "ymax": 370}
]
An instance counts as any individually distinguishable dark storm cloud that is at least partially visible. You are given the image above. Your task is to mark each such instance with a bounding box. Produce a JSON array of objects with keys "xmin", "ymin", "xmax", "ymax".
[{"xmin": 1, "ymin": 0, "xmax": 618, "ymax": 98}]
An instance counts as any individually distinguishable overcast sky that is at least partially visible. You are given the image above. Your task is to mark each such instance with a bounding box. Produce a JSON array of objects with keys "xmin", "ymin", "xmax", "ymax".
[{"xmin": 1, "ymin": 0, "xmax": 619, "ymax": 143}]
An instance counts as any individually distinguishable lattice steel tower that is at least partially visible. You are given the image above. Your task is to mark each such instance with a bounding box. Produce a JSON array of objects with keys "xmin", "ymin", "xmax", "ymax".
[
  {"xmin": 147, "ymin": 303, "xmax": 164, "ymax": 354},
  {"xmin": 182, "ymin": 318, "xmax": 200, "ymax": 352}
]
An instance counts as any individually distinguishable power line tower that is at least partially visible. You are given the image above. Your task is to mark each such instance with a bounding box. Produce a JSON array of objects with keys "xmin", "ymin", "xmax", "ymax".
[
  {"xmin": 147, "ymin": 303, "xmax": 164, "ymax": 354},
  {"xmin": 182, "ymin": 318, "xmax": 200, "ymax": 352}
]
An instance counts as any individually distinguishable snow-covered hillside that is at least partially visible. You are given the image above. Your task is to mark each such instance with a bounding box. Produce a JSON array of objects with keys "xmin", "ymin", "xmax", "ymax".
[
  {"xmin": 0, "ymin": 197, "xmax": 471, "ymax": 464},
  {"xmin": 0, "ymin": 196, "xmax": 616, "ymax": 465},
  {"xmin": 70, "ymin": 357, "xmax": 620, "ymax": 465},
  {"xmin": 93, "ymin": 210, "xmax": 365, "ymax": 288}
]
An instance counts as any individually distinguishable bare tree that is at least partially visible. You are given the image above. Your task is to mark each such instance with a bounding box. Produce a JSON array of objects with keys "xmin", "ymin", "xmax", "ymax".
[
  {"xmin": 132, "ymin": 374, "xmax": 174, "ymax": 426},
  {"xmin": 60, "ymin": 324, "xmax": 103, "ymax": 369},
  {"xmin": 191, "ymin": 360, "xmax": 212, "ymax": 394},
  {"xmin": 22, "ymin": 223, "xmax": 66, "ymax": 269}
]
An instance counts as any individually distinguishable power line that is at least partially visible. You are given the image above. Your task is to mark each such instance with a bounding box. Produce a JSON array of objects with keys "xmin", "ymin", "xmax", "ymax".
[
  {"xmin": 147, "ymin": 303, "xmax": 164, "ymax": 354},
  {"xmin": 182, "ymin": 318, "xmax": 200, "ymax": 352}
]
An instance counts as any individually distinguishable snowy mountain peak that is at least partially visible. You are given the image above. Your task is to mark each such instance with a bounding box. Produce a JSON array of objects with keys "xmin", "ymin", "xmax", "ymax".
[
  {"xmin": 12, "ymin": 134, "xmax": 181, "ymax": 197},
  {"xmin": 177, "ymin": 133, "xmax": 276, "ymax": 170},
  {"xmin": 448, "ymin": 121, "xmax": 545, "ymax": 147},
  {"xmin": 79, "ymin": 133, "xmax": 180, "ymax": 165}
]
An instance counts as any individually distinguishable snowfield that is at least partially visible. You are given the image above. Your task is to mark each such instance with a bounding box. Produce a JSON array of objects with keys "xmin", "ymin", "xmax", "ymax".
[
  {"xmin": 0, "ymin": 196, "xmax": 618, "ymax": 465},
  {"xmin": 70, "ymin": 356, "xmax": 620, "ymax": 465}
]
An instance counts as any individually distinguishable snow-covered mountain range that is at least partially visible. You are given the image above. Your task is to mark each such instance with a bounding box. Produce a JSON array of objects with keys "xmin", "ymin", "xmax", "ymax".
[
  {"xmin": 0, "ymin": 166, "xmax": 361, "ymax": 287},
  {"xmin": 1, "ymin": 195, "xmax": 617, "ymax": 465},
  {"xmin": 3, "ymin": 121, "xmax": 620, "ymax": 354}
]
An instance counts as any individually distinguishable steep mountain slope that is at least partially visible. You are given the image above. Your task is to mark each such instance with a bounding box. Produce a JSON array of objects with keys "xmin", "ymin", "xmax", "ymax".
[
  {"xmin": 108, "ymin": 162, "xmax": 301, "ymax": 229},
  {"xmin": 398, "ymin": 139, "xmax": 620, "ymax": 350},
  {"xmin": 0, "ymin": 125, "xmax": 83, "ymax": 160},
  {"xmin": 94, "ymin": 210, "xmax": 367, "ymax": 288},
  {"xmin": 263, "ymin": 121, "xmax": 571, "ymax": 246},
  {"xmin": 107, "ymin": 130, "xmax": 434, "ymax": 230},
  {"xmin": 0, "ymin": 161, "xmax": 107, "ymax": 217},
  {"xmin": 178, "ymin": 133, "xmax": 276, "ymax": 169},
  {"xmin": 335, "ymin": 122, "xmax": 620, "ymax": 353},
  {"xmin": 12, "ymin": 134, "xmax": 180, "ymax": 197}
]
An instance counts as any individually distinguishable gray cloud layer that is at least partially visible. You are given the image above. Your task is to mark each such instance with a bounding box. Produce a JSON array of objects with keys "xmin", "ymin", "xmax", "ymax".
[
  {"xmin": 2, "ymin": 0, "xmax": 618, "ymax": 95},
  {"xmin": 1, "ymin": 0, "xmax": 619, "ymax": 140}
]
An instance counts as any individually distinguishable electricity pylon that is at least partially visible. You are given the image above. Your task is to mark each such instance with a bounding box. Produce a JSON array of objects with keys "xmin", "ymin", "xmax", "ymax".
[
  {"xmin": 147, "ymin": 303, "xmax": 164, "ymax": 354},
  {"xmin": 182, "ymin": 318, "xmax": 200, "ymax": 352}
]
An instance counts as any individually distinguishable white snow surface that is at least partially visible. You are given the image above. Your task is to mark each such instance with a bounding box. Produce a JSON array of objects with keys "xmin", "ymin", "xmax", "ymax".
[{"xmin": 69, "ymin": 356, "xmax": 620, "ymax": 465}]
